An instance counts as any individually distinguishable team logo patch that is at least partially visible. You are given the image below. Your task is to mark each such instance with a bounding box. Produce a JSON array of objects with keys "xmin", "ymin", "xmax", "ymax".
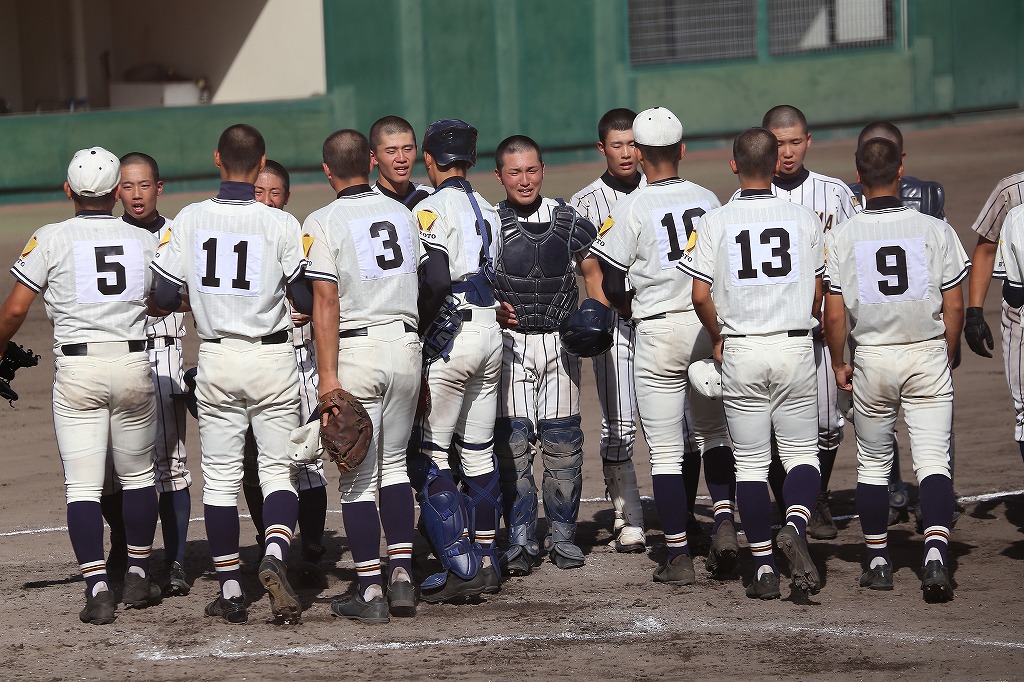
[
  {"xmin": 302, "ymin": 234, "xmax": 315, "ymax": 258},
  {"xmin": 158, "ymin": 229, "xmax": 171, "ymax": 247},
  {"xmin": 417, "ymin": 210, "xmax": 438, "ymax": 232},
  {"xmin": 851, "ymin": 195, "xmax": 862, "ymax": 209},
  {"xmin": 685, "ymin": 229, "xmax": 698, "ymax": 253},
  {"xmin": 598, "ymin": 217, "xmax": 615, "ymax": 236},
  {"xmin": 19, "ymin": 236, "xmax": 38, "ymax": 259}
]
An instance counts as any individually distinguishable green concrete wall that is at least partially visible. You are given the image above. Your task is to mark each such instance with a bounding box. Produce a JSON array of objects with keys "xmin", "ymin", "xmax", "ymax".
[{"xmin": 0, "ymin": 0, "xmax": 1021, "ymax": 201}]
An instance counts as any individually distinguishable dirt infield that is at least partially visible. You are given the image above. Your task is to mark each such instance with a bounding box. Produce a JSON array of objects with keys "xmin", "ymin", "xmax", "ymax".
[{"xmin": 2, "ymin": 115, "xmax": 1023, "ymax": 681}]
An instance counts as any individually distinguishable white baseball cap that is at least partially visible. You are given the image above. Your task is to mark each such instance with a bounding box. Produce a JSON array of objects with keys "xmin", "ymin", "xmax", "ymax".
[
  {"xmin": 633, "ymin": 107, "xmax": 683, "ymax": 146},
  {"xmin": 67, "ymin": 147, "xmax": 120, "ymax": 197}
]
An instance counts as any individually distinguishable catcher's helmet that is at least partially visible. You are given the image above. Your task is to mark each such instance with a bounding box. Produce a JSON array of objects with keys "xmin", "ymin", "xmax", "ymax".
[
  {"xmin": 559, "ymin": 298, "xmax": 614, "ymax": 358},
  {"xmin": 422, "ymin": 119, "xmax": 478, "ymax": 168}
]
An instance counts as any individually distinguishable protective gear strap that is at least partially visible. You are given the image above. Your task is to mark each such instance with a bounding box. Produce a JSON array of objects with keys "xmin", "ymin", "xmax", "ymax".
[{"xmin": 409, "ymin": 455, "xmax": 479, "ymax": 586}]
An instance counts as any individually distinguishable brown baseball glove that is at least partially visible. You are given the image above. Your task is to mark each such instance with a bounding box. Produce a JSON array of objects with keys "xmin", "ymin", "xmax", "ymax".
[{"xmin": 317, "ymin": 388, "xmax": 371, "ymax": 473}]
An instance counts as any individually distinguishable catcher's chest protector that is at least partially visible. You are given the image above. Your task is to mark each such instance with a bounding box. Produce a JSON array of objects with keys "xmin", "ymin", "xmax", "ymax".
[
  {"xmin": 899, "ymin": 177, "xmax": 945, "ymax": 220},
  {"xmin": 494, "ymin": 206, "xmax": 580, "ymax": 332}
]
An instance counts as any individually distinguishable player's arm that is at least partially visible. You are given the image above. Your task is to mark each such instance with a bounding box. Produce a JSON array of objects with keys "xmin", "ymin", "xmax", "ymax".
[
  {"xmin": 690, "ymin": 279, "xmax": 722, "ymax": 363},
  {"xmin": 312, "ymin": 280, "xmax": 341, "ymax": 405},
  {"xmin": 417, "ymin": 246, "xmax": 453, "ymax": 335},
  {"xmin": 942, "ymin": 283, "xmax": 965, "ymax": 369},
  {"xmin": 0, "ymin": 282, "xmax": 37, "ymax": 357},
  {"xmin": 965, "ymin": 235, "xmax": 997, "ymax": 357},
  {"xmin": 824, "ymin": 290, "xmax": 852, "ymax": 391},
  {"xmin": 578, "ymin": 254, "xmax": 612, "ymax": 307},
  {"xmin": 150, "ymin": 273, "xmax": 189, "ymax": 314},
  {"xmin": 287, "ymin": 275, "xmax": 313, "ymax": 316}
]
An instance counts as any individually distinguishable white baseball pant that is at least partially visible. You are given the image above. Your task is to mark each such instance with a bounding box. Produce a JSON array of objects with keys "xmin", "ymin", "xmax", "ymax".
[
  {"xmin": 499, "ymin": 330, "xmax": 581, "ymax": 423},
  {"xmin": 1000, "ymin": 300, "xmax": 1024, "ymax": 441},
  {"xmin": 148, "ymin": 337, "xmax": 191, "ymax": 492}
]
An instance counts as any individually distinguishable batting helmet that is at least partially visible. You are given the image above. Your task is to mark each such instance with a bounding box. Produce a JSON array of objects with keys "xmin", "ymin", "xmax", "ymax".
[
  {"xmin": 422, "ymin": 119, "xmax": 478, "ymax": 168},
  {"xmin": 559, "ymin": 298, "xmax": 614, "ymax": 358}
]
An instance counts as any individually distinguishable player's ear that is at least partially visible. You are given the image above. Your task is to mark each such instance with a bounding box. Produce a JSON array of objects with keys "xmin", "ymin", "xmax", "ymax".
[
  {"xmin": 897, "ymin": 163, "xmax": 904, "ymax": 182},
  {"xmin": 214, "ymin": 150, "xmax": 222, "ymax": 169},
  {"xmin": 63, "ymin": 182, "xmax": 73, "ymax": 200},
  {"xmin": 805, "ymin": 131, "xmax": 812, "ymax": 148},
  {"xmin": 258, "ymin": 154, "xmax": 267, "ymax": 173},
  {"xmin": 322, "ymin": 162, "xmax": 333, "ymax": 182},
  {"xmin": 596, "ymin": 141, "xmax": 606, "ymax": 156},
  {"xmin": 369, "ymin": 150, "xmax": 379, "ymax": 170},
  {"xmin": 729, "ymin": 159, "xmax": 739, "ymax": 176},
  {"xmin": 854, "ymin": 169, "xmax": 862, "ymax": 184},
  {"xmin": 679, "ymin": 143, "xmax": 686, "ymax": 161},
  {"xmin": 494, "ymin": 166, "xmax": 503, "ymax": 184},
  {"xmin": 156, "ymin": 180, "xmax": 164, "ymax": 197}
]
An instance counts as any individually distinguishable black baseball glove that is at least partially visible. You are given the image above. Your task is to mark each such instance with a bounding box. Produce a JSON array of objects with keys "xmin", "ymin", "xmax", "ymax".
[
  {"xmin": 0, "ymin": 340, "xmax": 40, "ymax": 405},
  {"xmin": 964, "ymin": 307, "xmax": 994, "ymax": 358}
]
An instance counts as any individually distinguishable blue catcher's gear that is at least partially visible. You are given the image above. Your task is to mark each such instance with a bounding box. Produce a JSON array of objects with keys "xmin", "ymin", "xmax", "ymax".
[
  {"xmin": 493, "ymin": 202, "xmax": 596, "ymax": 332},
  {"xmin": 539, "ymin": 415, "xmax": 585, "ymax": 569},
  {"xmin": 422, "ymin": 119, "xmax": 478, "ymax": 168},
  {"xmin": 422, "ymin": 295, "xmax": 463, "ymax": 364},
  {"xmin": 559, "ymin": 298, "xmax": 615, "ymax": 358},
  {"xmin": 495, "ymin": 417, "xmax": 539, "ymax": 574}
]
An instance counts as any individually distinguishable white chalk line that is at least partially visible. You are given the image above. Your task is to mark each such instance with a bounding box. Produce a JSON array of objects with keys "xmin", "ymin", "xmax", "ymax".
[
  {"xmin": 132, "ymin": 612, "xmax": 1024, "ymax": 662},
  {"xmin": 5, "ymin": 488, "xmax": 1023, "ymax": 538}
]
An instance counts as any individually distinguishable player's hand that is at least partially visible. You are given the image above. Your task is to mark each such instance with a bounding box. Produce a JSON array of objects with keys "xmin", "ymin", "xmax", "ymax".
[
  {"xmin": 964, "ymin": 307, "xmax": 994, "ymax": 357},
  {"xmin": 950, "ymin": 341, "xmax": 962, "ymax": 370},
  {"xmin": 291, "ymin": 311, "xmax": 311, "ymax": 327},
  {"xmin": 832, "ymin": 362, "xmax": 853, "ymax": 391},
  {"xmin": 496, "ymin": 302, "xmax": 518, "ymax": 329},
  {"xmin": 317, "ymin": 379, "xmax": 342, "ymax": 425},
  {"xmin": 712, "ymin": 337, "xmax": 724, "ymax": 364}
]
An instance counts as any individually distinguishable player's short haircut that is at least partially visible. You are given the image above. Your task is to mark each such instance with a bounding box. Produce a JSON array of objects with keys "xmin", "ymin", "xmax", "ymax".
[
  {"xmin": 858, "ymin": 121, "xmax": 904, "ymax": 152},
  {"xmin": 261, "ymin": 159, "xmax": 291, "ymax": 193},
  {"xmin": 70, "ymin": 190, "xmax": 117, "ymax": 208},
  {"xmin": 369, "ymin": 115, "xmax": 416, "ymax": 152},
  {"xmin": 856, "ymin": 137, "xmax": 902, "ymax": 188},
  {"xmin": 733, "ymin": 127, "xmax": 778, "ymax": 180},
  {"xmin": 598, "ymin": 108, "xmax": 638, "ymax": 144},
  {"xmin": 323, "ymin": 129, "xmax": 371, "ymax": 180},
  {"xmin": 636, "ymin": 141, "xmax": 682, "ymax": 166},
  {"xmin": 119, "ymin": 152, "xmax": 160, "ymax": 181},
  {"xmin": 495, "ymin": 135, "xmax": 543, "ymax": 171},
  {"xmin": 762, "ymin": 105, "xmax": 808, "ymax": 134},
  {"xmin": 217, "ymin": 124, "xmax": 266, "ymax": 175}
]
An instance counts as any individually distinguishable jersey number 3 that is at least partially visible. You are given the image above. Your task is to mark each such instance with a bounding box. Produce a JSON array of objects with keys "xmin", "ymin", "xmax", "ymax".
[{"xmin": 352, "ymin": 214, "xmax": 417, "ymax": 280}]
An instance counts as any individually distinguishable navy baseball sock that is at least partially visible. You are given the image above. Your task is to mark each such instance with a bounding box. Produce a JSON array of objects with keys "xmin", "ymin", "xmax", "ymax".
[
  {"xmin": 122, "ymin": 486, "xmax": 158, "ymax": 577},
  {"xmin": 652, "ymin": 474, "xmax": 689, "ymax": 559},
  {"xmin": 683, "ymin": 449, "xmax": 702, "ymax": 515},
  {"xmin": 767, "ymin": 454, "xmax": 787, "ymax": 518},
  {"xmin": 100, "ymin": 490, "xmax": 127, "ymax": 552},
  {"xmin": 464, "ymin": 471, "xmax": 501, "ymax": 550},
  {"xmin": 341, "ymin": 500, "xmax": 383, "ymax": 594},
  {"xmin": 204, "ymin": 504, "xmax": 241, "ymax": 595},
  {"xmin": 262, "ymin": 490, "xmax": 298, "ymax": 561},
  {"xmin": 735, "ymin": 481, "xmax": 776, "ymax": 575},
  {"xmin": 702, "ymin": 446, "xmax": 736, "ymax": 532},
  {"xmin": 68, "ymin": 500, "xmax": 108, "ymax": 595},
  {"xmin": 856, "ymin": 482, "xmax": 891, "ymax": 565},
  {"xmin": 818, "ymin": 447, "xmax": 838, "ymax": 491},
  {"xmin": 379, "ymin": 483, "xmax": 415, "ymax": 580},
  {"xmin": 242, "ymin": 481, "xmax": 265, "ymax": 549},
  {"xmin": 297, "ymin": 485, "xmax": 327, "ymax": 561},
  {"xmin": 783, "ymin": 464, "xmax": 820, "ymax": 536},
  {"xmin": 159, "ymin": 488, "xmax": 191, "ymax": 566},
  {"xmin": 919, "ymin": 474, "xmax": 954, "ymax": 565}
]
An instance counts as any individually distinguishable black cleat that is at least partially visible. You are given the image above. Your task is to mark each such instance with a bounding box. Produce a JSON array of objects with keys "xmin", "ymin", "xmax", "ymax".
[
  {"xmin": 859, "ymin": 563, "xmax": 894, "ymax": 591},
  {"xmin": 745, "ymin": 572, "xmax": 781, "ymax": 600},
  {"xmin": 204, "ymin": 593, "xmax": 248, "ymax": 624},
  {"xmin": 332, "ymin": 592, "xmax": 389, "ymax": 624},
  {"xmin": 259, "ymin": 556, "xmax": 302, "ymax": 623},
  {"xmin": 707, "ymin": 519, "xmax": 739, "ymax": 576},
  {"xmin": 776, "ymin": 525, "xmax": 821, "ymax": 594},
  {"xmin": 122, "ymin": 572, "xmax": 162, "ymax": 608},
  {"xmin": 79, "ymin": 588, "xmax": 117, "ymax": 625},
  {"xmin": 921, "ymin": 560, "xmax": 954, "ymax": 603}
]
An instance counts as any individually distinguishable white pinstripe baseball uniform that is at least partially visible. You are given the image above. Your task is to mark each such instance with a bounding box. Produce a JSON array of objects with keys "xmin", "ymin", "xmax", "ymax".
[
  {"xmin": 825, "ymin": 201, "xmax": 970, "ymax": 485},
  {"xmin": 733, "ymin": 168, "xmax": 862, "ymax": 449},
  {"xmin": 680, "ymin": 193, "xmax": 824, "ymax": 479},
  {"xmin": 12, "ymin": 213, "xmax": 158, "ymax": 503},
  {"xmin": 590, "ymin": 178, "xmax": 729, "ymax": 471},
  {"xmin": 303, "ymin": 185, "xmax": 424, "ymax": 504},
  {"xmin": 150, "ymin": 192, "xmax": 303, "ymax": 507},
  {"xmin": 975, "ymin": 173, "xmax": 1024, "ymax": 440}
]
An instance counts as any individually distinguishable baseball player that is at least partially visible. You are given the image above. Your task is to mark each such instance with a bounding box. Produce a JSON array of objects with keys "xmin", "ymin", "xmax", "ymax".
[
  {"xmin": 848, "ymin": 122, "xmax": 951, "ymax": 524},
  {"xmin": 492, "ymin": 135, "xmax": 603, "ymax": 573},
  {"xmin": 151, "ymin": 124, "xmax": 309, "ymax": 625},
  {"xmin": 994, "ymin": 204, "xmax": 1024, "ymax": 467},
  {"xmin": 756, "ymin": 104, "xmax": 862, "ymax": 540},
  {"xmin": 250, "ymin": 159, "xmax": 330, "ymax": 582},
  {"xmin": 824, "ymin": 137, "xmax": 967, "ymax": 602},
  {"xmin": 590, "ymin": 107, "xmax": 736, "ymax": 585},
  {"xmin": 370, "ymin": 115, "xmax": 432, "ymax": 209},
  {"xmin": 684, "ymin": 127, "xmax": 825, "ymax": 599},
  {"xmin": 117, "ymin": 152, "xmax": 192, "ymax": 596},
  {"xmin": 0, "ymin": 147, "xmax": 163, "ymax": 624},
  {"xmin": 304, "ymin": 129, "xmax": 424, "ymax": 624},
  {"xmin": 964, "ymin": 171, "xmax": 1024, "ymax": 464},
  {"xmin": 408, "ymin": 119, "xmax": 504, "ymax": 603}
]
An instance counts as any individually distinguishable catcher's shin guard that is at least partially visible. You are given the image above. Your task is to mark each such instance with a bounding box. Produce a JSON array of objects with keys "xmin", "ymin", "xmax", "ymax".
[
  {"xmin": 411, "ymin": 458, "xmax": 480, "ymax": 590},
  {"xmin": 540, "ymin": 415, "xmax": 585, "ymax": 568},
  {"xmin": 495, "ymin": 418, "xmax": 539, "ymax": 564},
  {"xmin": 603, "ymin": 460, "xmax": 645, "ymax": 532}
]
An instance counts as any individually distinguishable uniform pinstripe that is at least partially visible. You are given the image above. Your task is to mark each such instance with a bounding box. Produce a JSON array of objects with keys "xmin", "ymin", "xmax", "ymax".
[
  {"xmin": 993, "ymin": 202, "xmax": 1024, "ymax": 440},
  {"xmin": 975, "ymin": 173, "xmax": 1024, "ymax": 441}
]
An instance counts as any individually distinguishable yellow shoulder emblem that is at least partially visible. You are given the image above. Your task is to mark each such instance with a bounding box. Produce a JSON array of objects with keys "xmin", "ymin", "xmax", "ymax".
[
  {"xmin": 302, "ymin": 234, "xmax": 315, "ymax": 258},
  {"xmin": 158, "ymin": 229, "xmax": 172, "ymax": 248},
  {"xmin": 685, "ymin": 229, "xmax": 698, "ymax": 253},
  {"xmin": 598, "ymin": 217, "xmax": 615, "ymax": 236},
  {"xmin": 19, "ymin": 236, "xmax": 39, "ymax": 259},
  {"xmin": 417, "ymin": 210, "xmax": 438, "ymax": 232}
]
